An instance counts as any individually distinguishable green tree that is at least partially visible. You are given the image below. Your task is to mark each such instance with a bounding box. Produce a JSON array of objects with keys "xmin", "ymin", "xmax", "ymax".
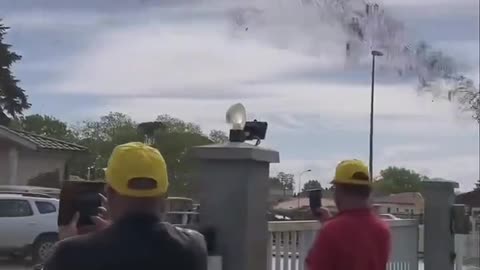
[
  {"xmin": 70, "ymin": 112, "xmax": 142, "ymax": 179},
  {"xmin": 209, "ymin": 129, "xmax": 229, "ymax": 144},
  {"xmin": 17, "ymin": 112, "xmax": 222, "ymax": 196},
  {"xmin": 0, "ymin": 21, "xmax": 30, "ymax": 126},
  {"xmin": 374, "ymin": 166, "xmax": 428, "ymax": 194},
  {"xmin": 273, "ymin": 172, "xmax": 295, "ymax": 191},
  {"xmin": 302, "ymin": 180, "xmax": 322, "ymax": 192},
  {"xmin": 70, "ymin": 112, "xmax": 214, "ymax": 196},
  {"xmin": 156, "ymin": 114, "xmax": 202, "ymax": 134},
  {"xmin": 152, "ymin": 116, "xmax": 212, "ymax": 197},
  {"xmin": 10, "ymin": 114, "xmax": 76, "ymax": 141}
]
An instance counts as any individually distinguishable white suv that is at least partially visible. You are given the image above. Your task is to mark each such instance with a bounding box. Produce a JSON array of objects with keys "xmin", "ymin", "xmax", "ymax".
[{"xmin": 0, "ymin": 193, "xmax": 59, "ymax": 263}]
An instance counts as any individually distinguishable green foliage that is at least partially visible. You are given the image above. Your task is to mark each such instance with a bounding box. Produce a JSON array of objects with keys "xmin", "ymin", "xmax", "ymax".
[
  {"xmin": 156, "ymin": 114, "xmax": 202, "ymax": 134},
  {"xmin": 302, "ymin": 180, "xmax": 322, "ymax": 191},
  {"xmin": 68, "ymin": 112, "xmax": 142, "ymax": 179},
  {"xmin": 13, "ymin": 111, "xmax": 219, "ymax": 197},
  {"xmin": 0, "ymin": 21, "xmax": 30, "ymax": 125},
  {"xmin": 151, "ymin": 121, "xmax": 213, "ymax": 197},
  {"xmin": 209, "ymin": 129, "xmax": 229, "ymax": 144},
  {"xmin": 373, "ymin": 166, "xmax": 428, "ymax": 194},
  {"xmin": 10, "ymin": 114, "xmax": 76, "ymax": 141}
]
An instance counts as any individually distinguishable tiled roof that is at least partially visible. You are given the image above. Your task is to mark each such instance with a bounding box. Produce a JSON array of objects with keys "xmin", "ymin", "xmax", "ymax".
[
  {"xmin": 373, "ymin": 192, "xmax": 424, "ymax": 205},
  {"xmin": 456, "ymin": 189, "xmax": 480, "ymax": 207},
  {"xmin": 0, "ymin": 126, "xmax": 87, "ymax": 152}
]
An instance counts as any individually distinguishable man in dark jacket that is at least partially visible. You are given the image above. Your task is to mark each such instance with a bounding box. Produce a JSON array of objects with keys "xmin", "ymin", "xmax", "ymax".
[{"xmin": 43, "ymin": 142, "xmax": 208, "ymax": 270}]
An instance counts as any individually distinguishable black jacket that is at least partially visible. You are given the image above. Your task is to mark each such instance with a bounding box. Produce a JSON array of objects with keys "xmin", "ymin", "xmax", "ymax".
[{"xmin": 43, "ymin": 214, "xmax": 208, "ymax": 270}]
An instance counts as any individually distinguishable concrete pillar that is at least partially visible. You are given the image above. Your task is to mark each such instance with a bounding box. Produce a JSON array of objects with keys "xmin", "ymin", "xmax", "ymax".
[
  {"xmin": 8, "ymin": 147, "xmax": 18, "ymax": 185},
  {"xmin": 191, "ymin": 142, "xmax": 279, "ymax": 270},
  {"xmin": 421, "ymin": 180, "xmax": 458, "ymax": 270}
]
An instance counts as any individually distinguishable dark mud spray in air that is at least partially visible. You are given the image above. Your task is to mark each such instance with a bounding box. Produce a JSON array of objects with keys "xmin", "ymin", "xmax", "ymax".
[{"xmin": 226, "ymin": 0, "xmax": 479, "ymax": 121}]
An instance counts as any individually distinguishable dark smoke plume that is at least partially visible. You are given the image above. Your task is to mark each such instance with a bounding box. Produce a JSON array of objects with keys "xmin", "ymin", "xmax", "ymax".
[{"xmin": 229, "ymin": 0, "xmax": 479, "ymax": 122}]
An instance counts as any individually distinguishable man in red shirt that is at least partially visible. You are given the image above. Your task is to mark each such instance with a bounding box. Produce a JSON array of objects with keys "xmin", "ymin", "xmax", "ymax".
[{"xmin": 306, "ymin": 159, "xmax": 391, "ymax": 270}]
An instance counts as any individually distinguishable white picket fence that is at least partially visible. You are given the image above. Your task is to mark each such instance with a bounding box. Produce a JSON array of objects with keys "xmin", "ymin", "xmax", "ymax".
[
  {"xmin": 419, "ymin": 223, "xmax": 480, "ymax": 269},
  {"xmin": 267, "ymin": 219, "xmax": 419, "ymax": 270},
  {"xmin": 209, "ymin": 219, "xmax": 478, "ymax": 270}
]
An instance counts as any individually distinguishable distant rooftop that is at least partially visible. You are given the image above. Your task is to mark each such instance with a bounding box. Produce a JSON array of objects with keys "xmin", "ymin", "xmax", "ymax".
[
  {"xmin": 0, "ymin": 125, "xmax": 87, "ymax": 152},
  {"xmin": 273, "ymin": 197, "xmax": 336, "ymax": 210},
  {"xmin": 373, "ymin": 192, "xmax": 424, "ymax": 206}
]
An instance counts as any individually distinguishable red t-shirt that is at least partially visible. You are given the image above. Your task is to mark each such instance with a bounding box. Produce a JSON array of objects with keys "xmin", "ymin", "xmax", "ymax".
[{"xmin": 306, "ymin": 208, "xmax": 391, "ymax": 270}]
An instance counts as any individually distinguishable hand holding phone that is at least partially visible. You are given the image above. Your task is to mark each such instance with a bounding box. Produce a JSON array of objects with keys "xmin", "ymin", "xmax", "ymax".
[
  {"xmin": 308, "ymin": 189, "xmax": 323, "ymax": 216},
  {"xmin": 58, "ymin": 192, "xmax": 111, "ymax": 240},
  {"xmin": 308, "ymin": 189, "xmax": 332, "ymax": 222},
  {"xmin": 58, "ymin": 180, "xmax": 106, "ymax": 228}
]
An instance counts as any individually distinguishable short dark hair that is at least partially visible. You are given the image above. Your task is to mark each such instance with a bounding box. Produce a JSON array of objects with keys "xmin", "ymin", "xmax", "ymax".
[{"xmin": 336, "ymin": 183, "xmax": 371, "ymax": 199}]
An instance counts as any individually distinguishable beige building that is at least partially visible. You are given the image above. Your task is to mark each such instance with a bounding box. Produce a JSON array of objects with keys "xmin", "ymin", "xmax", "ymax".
[
  {"xmin": 273, "ymin": 197, "xmax": 337, "ymax": 213},
  {"xmin": 372, "ymin": 192, "xmax": 424, "ymax": 216},
  {"xmin": 0, "ymin": 125, "xmax": 87, "ymax": 186}
]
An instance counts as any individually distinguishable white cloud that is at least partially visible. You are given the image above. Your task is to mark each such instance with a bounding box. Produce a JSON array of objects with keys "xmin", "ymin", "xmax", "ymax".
[
  {"xmin": 91, "ymin": 80, "xmax": 478, "ymax": 136},
  {"xmin": 379, "ymin": 0, "xmax": 479, "ymax": 17},
  {"xmin": 2, "ymin": 10, "xmax": 112, "ymax": 30},
  {"xmin": 45, "ymin": 21, "xmax": 339, "ymax": 97},
  {"xmin": 381, "ymin": 144, "xmax": 439, "ymax": 160},
  {"xmin": 4, "ymin": 0, "xmax": 478, "ymax": 192}
]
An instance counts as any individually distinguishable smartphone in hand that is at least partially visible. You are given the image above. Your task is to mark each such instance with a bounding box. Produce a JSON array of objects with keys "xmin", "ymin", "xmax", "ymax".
[
  {"xmin": 308, "ymin": 188, "xmax": 323, "ymax": 218},
  {"xmin": 58, "ymin": 180, "xmax": 105, "ymax": 227}
]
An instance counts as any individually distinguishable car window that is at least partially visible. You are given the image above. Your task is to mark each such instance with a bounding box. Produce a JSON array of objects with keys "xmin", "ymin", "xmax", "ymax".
[
  {"xmin": 0, "ymin": 199, "xmax": 34, "ymax": 217},
  {"xmin": 35, "ymin": 201, "xmax": 57, "ymax": 214}
]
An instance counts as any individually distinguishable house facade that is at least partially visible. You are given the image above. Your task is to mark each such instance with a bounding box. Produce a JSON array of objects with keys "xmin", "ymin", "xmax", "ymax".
[
  {"xmin": 0, "ymin": 126, "xmax": 87, "ymax": 187},
  {"xmin": 372, "ymin": 192, "xmax": 424, "ymax": 217}
]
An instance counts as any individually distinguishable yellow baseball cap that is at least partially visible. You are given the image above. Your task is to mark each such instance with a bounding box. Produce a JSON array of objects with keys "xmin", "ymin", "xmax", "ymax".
[
  {"xmin": 331, "ymin": 159, "xmax": 371, "ymax": 186},
  {"xmin": 105, "ymin": 142, "xmax": 168, "ymax": 197}
]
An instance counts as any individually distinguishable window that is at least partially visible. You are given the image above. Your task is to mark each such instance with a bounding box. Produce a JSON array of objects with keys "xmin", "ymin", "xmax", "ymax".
[
  {"xmin": 387, "ymin": 208, "xmax": 391, "ymax": 213},
  {"xmin": 35, "ymin": 201, "xmax": 57, "ymax": 214},
  {"xmin": 0, "ymin": 199, "xmax": 33, "ymax": 217}
]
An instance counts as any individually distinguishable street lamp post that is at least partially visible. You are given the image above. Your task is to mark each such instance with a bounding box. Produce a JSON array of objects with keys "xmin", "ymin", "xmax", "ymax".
[
  {"xmin": 369, "ymin": 50, "xmax": 383, "ymax": 181},
  {"xmin": 297, "ymin": 169, "xmax": 312, "ymax": 208}
]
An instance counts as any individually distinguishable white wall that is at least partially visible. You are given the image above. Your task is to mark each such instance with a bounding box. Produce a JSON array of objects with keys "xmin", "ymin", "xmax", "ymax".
[
  {"xmin": 16, "ymin": 149, "xmax": 69, "ymax": 186},
  {"xmin": 0, "ymin": 142, "xmax": 70, "ymax": 186}
]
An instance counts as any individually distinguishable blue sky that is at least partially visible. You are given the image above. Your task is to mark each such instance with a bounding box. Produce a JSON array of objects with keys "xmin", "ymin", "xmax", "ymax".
[{"xmin": 2, "ymin": 0, "xmax": 479, "ymax": 190}]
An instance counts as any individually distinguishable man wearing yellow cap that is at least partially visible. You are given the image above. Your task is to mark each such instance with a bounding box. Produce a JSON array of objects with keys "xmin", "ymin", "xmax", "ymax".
[
  {"xmin": 43, "ymin": 142, "xmax": 207, "ymax": 270},
  {"xmin": 306, "ymin": 159, "xmax": 391, "ymax": 270}
]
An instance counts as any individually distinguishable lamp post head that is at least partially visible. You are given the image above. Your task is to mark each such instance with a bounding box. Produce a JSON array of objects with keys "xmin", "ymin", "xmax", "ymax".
[{"xmin": 372, "ymin": 50, "xmax": 384, "ymax": 57}]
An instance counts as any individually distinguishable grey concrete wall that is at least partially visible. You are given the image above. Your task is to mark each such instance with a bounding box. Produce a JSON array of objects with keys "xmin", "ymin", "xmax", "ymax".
[
  {"xmin": 197, "ymin": 160, "xmax": 270, "ymax": 270},
  {"xmin": 192, "ymin": 142, "xmax": 279, "ymax": 270},
  {"xmin": 422, "ymin": 181, "xmax": 458, "ymax": 270}
]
